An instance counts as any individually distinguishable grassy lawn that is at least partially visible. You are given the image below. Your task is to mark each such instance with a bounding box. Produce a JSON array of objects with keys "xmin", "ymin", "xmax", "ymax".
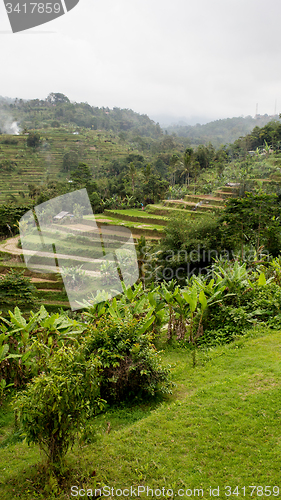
[{"xmin": 1, "ymin": 327, "xmax": 281, "ymax": 498}]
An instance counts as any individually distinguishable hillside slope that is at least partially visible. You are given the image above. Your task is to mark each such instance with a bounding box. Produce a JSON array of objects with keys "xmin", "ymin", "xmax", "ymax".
[{"xmin": 1, "ymin": 327, "xmax": 281, "ymax": 498}]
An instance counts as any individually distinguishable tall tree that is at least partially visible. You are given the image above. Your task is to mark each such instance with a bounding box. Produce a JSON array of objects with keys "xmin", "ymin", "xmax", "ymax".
[
  {"xmin": 128, "ymin": 162, "xmax": 137, "ymax": 193},
  {"xmin": 178, "ymin": 148, "xmax": 194, "ymax": 186}
]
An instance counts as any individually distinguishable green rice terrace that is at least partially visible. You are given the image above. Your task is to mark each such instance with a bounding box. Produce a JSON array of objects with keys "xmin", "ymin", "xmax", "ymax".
[
  {"xmin": 0, "ymin": 128, "xmax": 140, "ymax": 204},
  {"xmin": 0, "ymin": 182, "xmax": 236, "ymax": 315}
]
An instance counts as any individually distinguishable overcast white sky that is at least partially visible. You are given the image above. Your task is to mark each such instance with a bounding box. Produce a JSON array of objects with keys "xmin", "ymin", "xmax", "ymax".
[{"xmin": 0, "ymin": 0, "xmax": 280, "ymax": 124}]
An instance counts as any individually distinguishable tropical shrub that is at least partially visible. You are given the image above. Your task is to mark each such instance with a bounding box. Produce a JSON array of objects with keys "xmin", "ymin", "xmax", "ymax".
[
  {"xmin": 0, "ymin": 202, "xmax": 34, "ymax": 237},
  {"xmin": 196, "ymin": 262, "xmax": 281, "ymax": 345},
  {"xmin": 0, "ymin": 305, "xmax": 86, "ymax": 390},
  {"xmin": 218, "ymin": 193, "xmax": 281, "ymax": 257},
  {"xmin": 60, "ymin": 265, "xmax": 88, "ymax": 290},
  {"xmin": 0, "ymin": 270, "xmax": 37, "ymax": 310},
  {"xmin": 26, "ymin": 131, "xmax": 40, "ymax": 148},
  {"xmin": 85, "ymin": 316, "xmax": 172, "ymax": 402},
  {"xmin": 13, "ymin": 345, "xmax": 103, "ymax": 473}
]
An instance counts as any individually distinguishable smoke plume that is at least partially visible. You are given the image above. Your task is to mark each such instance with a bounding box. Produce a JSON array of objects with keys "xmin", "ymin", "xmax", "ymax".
[{"xmin": 0, "ymin": 113, "xmax": 21, "ymax": 135}]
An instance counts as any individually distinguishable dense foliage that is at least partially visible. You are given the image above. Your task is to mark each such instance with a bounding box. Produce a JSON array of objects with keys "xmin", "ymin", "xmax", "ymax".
[
  {"xmin": 158, "ymin": 193, "xmax": 281, "ymax": 280},
  {"xmin": 14, "ymin": 345, "xmax": 103, "ymax": 471},
  {"xmin": 0, "ymin": 202, "xmax": 33, "ymax": 237},
  {"xmin": 0, "ymin": 269, "xmax": 37, "ymax": 311},
  {"xmin": 1, "ymin": 247, "xmax": 281, "ymax": 478},
  {"xmin": 85, "ymin": 316, "xmax": 172, "ymax": 402}
]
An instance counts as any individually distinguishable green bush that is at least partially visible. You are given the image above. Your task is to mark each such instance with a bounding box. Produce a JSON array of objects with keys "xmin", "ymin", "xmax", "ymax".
[
  {"xmin": 1, "ymin": 137, "xmax": 18, "ymax": 145},
  {"xmin": 0, "ymin": 202, "xmax": 34, "ymax": 238},
  {"xmin": 26, "ymin": 131, "xmax": 40, "ymax": 148},
  {"xmin": 85, "ymin": 317, "xmax": 172, "ymax": 403},
  {"xmin": 197, "ymin": 327, "xmax": 238, "ymax": 347},
  {"xmin": 0, "ymin": 270, "xmax": 37, "ymax": 309},
  {"xmin": 197, "ymin": 267, "xmax": 281, "ymax": 345},
  {"xmin": 198, "ymin": 303, "xmax": 253, "ymax": 345},
  {"xmin": 14, "ymin": 345, "xmax": 103, "ymax": 473},
  {"xmin": 0, "ymin": 305, "xmax": 87, "ymax": 391}
]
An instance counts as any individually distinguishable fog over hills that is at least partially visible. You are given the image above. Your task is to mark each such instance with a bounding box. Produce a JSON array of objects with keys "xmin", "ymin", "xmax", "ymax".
[
  {"xmin": 156, "ymin": 114, "xmax": 281, "ymax": 147},
  {"xmin": 149, "ymin": 114, "xmax": 213, "ymax": 127},
  {"xmin": 0, "ymin": 94, "xmax": 280, "ymax": 147}
]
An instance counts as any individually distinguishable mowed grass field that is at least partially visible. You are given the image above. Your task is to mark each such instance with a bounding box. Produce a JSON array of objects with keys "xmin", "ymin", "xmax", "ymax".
[{"xmin": 0, "ymin": 327, "xmax": 281, "ymax": 499}]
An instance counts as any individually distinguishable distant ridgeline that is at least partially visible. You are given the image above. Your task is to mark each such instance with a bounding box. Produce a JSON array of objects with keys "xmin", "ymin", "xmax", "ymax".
[
  {"xmin": 1, "ymin": 93, "xmax": 281, "ymax": 149},
  {"xmin": 0, "ymin": 93, "xmax": 162, "ymax": 138},
  {"xmin": 165, "ymin": 115, "xmax": 281, "ymax": 148}
]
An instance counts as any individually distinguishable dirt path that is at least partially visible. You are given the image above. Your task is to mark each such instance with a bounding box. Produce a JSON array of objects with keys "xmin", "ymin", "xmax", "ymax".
[
  {"xmin": 0, "ymin": 236, "xmax": 107, "ymax": 265},
  {"xmin": 30, "ymin": 277, "xmax": 56, "ymax": 283},
  {"xmin": 0, "ymin": 236, "xmax": 22, "ymax": 255}
]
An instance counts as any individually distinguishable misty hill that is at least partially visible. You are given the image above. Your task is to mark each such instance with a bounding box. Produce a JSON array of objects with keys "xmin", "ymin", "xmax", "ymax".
[
  {"xmin": 166, "ymin": 115, "xmax": 280, "ymax": 147},
  {"xmin": 1, "ymin": 93, "xmax": 281, "ymax": 152},
  {"xmin": 0, "ymin": 93, "xmax": 162, "ymax": 139}
]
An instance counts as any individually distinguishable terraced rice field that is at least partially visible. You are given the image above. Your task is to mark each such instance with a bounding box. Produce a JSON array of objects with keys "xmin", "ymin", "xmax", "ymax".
[
  {"xmin": 0, "ymin": 128, "xmax": 139, "ymax": 203},
  {"xmin": 85, "ymin": 209, "xmax": 165, "ymax": 239}
]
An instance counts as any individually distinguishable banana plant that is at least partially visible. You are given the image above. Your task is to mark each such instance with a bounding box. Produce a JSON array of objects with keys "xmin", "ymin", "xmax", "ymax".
[
  {"xmin": 107, "ymin": 282, "xmax": 149, "ymax": 320},
  {"xmin": 0, "ymin": 379, "xmax": 13, "ymax": 405},
  {"xmin": 267, "ymin": 257, "xmax": 281, "ymax": 286},
  {"xmin": 0, "ymin": 306, "xmax": 88, "ymax": 386},
  {"xmin": 181, "ymin": 277, "xmax": 230, "ymax": 365},
  {"xmin": 82, "ymin": 298, "xmax": 111, "ymax": 326},
  {"xmin": 213, "ymin": 260, "xmax": 250, "ymax": 286},
  {"xmin": 0, "ymin": 333, "xmax": 9, "ymax": 363},
  {"xmin": 171, "ymin": 289, "xmax": 190, "ymax": 340},
  {"xmin": 191, "ymin": 275, "xmax": 228, "ymax": 304},
  {"xmin": 182, "ymin": 284, "xmax": 198, "ymax": 344},
  {"xmin": 212, "ymin": 260, "xmax": 251, "ymax": 305},
  {"xmin": 159, "ymin": 281, "xmax": 180, "ymax": 340},
  {"xmin": 188, "ymin": 289, "xmax": 208, "ymax": 367},
  {"xmin": 1, "ymin": 306, "xmax": 85, "ymax": 348},
  {"xmin": 147, "ymin": 289, "xmax": 167, "ymax": 336},
  {"xmin": 0, "ymin": 306, "xmax": 38, "ymax": 353},
  {"xmin": 0, "ymin": 331, "xmax": 20, "ymax": 399}
]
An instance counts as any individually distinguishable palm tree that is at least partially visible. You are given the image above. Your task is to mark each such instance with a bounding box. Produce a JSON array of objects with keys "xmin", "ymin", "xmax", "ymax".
[
  {"xmin": 168, "ymin": 155, "xmax": 180, "ymax": 186},
  {"xmin": 178, "ymin": 148, "xmax": 194, "ymax": 186},
  {"xmin": 128, "ymin": 162, "xmax": 137, "ymax": 193},
  {"xmin": 142, "ymin": 163, "xmax": 152, "ymax": 179}
]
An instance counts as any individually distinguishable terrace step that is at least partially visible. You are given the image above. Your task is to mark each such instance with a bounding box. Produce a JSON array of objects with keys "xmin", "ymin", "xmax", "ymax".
[
  {"xmin": 184, "ymin": 194, "xmax": 224, "ymax": 207},
  {"xmin": 103, "ymin": 210, "xmax": 167, "ymax": 226},
  {"xmin": 214, "ymin": 184, "xmax": 240, "ymax": 198},
  {"xmin": 215, "ymin": 190, "xmax": 237, "ymax": 199},
  {"xmin": 163, "ymin": 200, "xmax": 222, "ymax": 211},
  {"xmin": 146, "ymin": 204, "xmax": 204, "ymax": 217},
  {"xmin": 219, "ymin": 186, "xmax": 239, "ymax": 193}
]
